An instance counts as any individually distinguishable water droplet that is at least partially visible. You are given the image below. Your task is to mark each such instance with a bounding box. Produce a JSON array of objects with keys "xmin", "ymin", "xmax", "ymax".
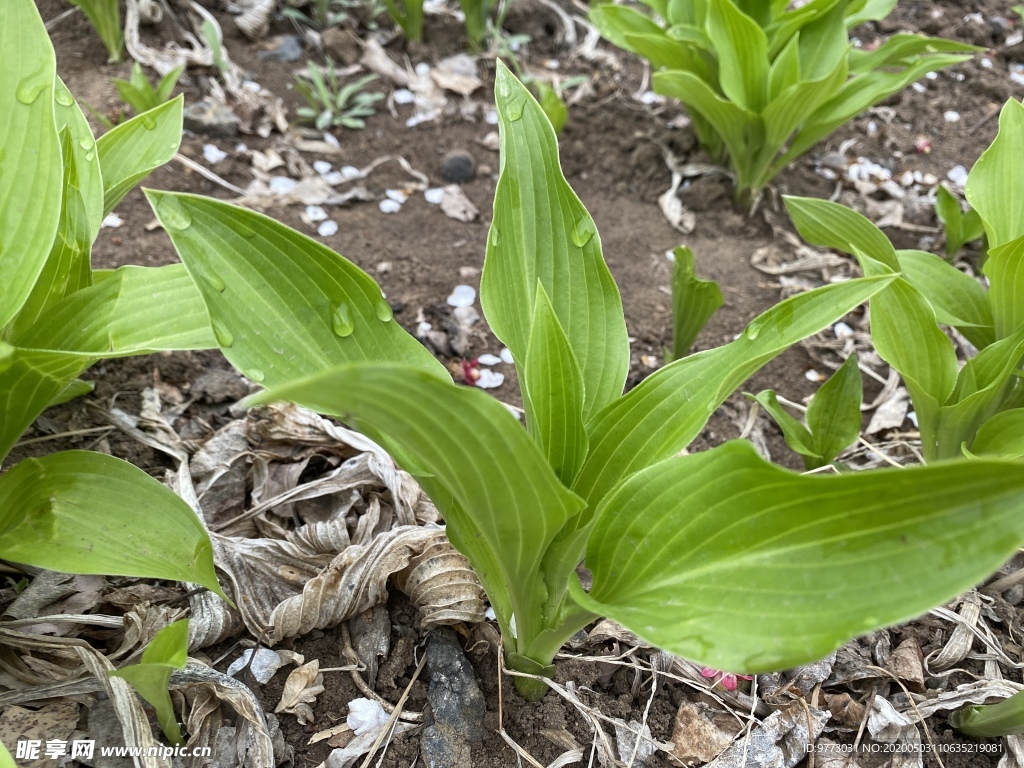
[
  {"xmin": 79, "ymin": 137, "xmax": 94, "ymax": 151},
  {"xmin": 571, "ymin": 218, "xmax": 596, "ymax": 248},
  {"xmin": 54, "ymin": 82, "xmax": 74, "ymax": 107},
  {"xmin": 84, "ymin": 151, "xmax": 94, "ymax": 162},
  {"xmin": 744, "ymin": 320, "xmax": 763, "ymax": 340},
  {"xmin": 331, "ymin": 302, "xmax": 355, "ymax": 337},
  {"xmin": 375, "ymin": 299, "xmax": 393, "ymax": 323},
  {"xmin": 141, "ymin": 114, "xmax": 157, "ymax": 130},
  {"xmin": 203, "ymin": 268, "xmax": 226, "ymax": 292},
  {"xmin": 157, "ymin": 197, "xmax": 192, "ymax": 230},
  {"xmin": 247, "ymin": 368, "xmax": 266, "ymax": 383},
  {"xmin": 490, "ymin": 227, "xmax": 501, "ymax": 247},
  {"xmin": 232, "ymin": 220, "xmax": 256, "ymax": 239},
  {"xmin": 16, "ymin": 67, "xmax": 50, "ymax": 105},
  {"xmin": 212, "ymin": 319, "xmax": 234, "ymax": 347},
  {"xmin": 506, "ymin": 95, "xmax": 526, "ymax": 122}
]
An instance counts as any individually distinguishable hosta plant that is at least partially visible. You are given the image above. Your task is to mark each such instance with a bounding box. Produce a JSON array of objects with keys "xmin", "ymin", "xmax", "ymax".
[
  {"xmin": 150, "ymin": 64, "xmax": 1024, "ymax": 700},
  {"xmin": 113, "ymin": 62, "xmax": 184, "ymax": 119},
  {"xmin": 589, "ymin": 0, "xmax": 977, "ymax": 206},
  {"xmin": 71, "ymin": 0, "xmax": 124, "ymax": 63},
  {"xmin": 935, "ymin": 183, "xmax": 985, "ymax": 258},
  {"xmin": 293, "ymin": 63, "xmax": 384, "ymax": 131},
  {"xmin": 0, "ymin": 0, "xmax": 222, "ymax": 598},
  {"xmin": 784, "ymin": 99, "xmax": 1024, "ymax": 462}
]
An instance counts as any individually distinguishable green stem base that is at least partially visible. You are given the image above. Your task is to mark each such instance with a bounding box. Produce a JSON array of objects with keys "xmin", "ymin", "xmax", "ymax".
[{"xmin": 506, "ymin": 652, "xmax": 555, "ymax": 701}]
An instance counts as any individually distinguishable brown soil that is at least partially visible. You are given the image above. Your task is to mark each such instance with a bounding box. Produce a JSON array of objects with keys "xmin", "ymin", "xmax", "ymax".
[{"xmin": 11, "ymin": 0, "xmax": 1023, "ymax": 765}]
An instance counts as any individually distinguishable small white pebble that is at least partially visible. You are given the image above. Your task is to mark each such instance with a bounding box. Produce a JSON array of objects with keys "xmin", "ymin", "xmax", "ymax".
[
  {"xmin": 203, "ymin": 143, "xmax": 227, "ymax": 164},
  {"xmin": 416, "ymin": 321, "xmax": 432, "ymax": 337},
  {"xmin": 447, "ymin": 284, "xmax": 476, "ymax": 308},
  {"xmin": 313, "ymin": 160, "xmax": 332, "ymax": 175},
  {"xmin": 544, "ymin": 58, "xmax": 559, "ymax": 69},
  {"xmin": 947, "ymin": 165, "xmax": 969, "ymax": 186},
  {"xmin": 234, "ymin": 142, "xmax": 248, "ymax": 153},
  {"xmin": 348, "ymin": 699, "xmax": 388, "ymax": 736},
  {"xmin": 385, "ymin": 189, "xmax": 409, "ymax": 204},
  {"xmin": 379, "ymin": 199, "xmax": 402, "ymax": 214},
  {"xmin": 269, "ymin": 176, "xmax": 298, "ymax": 195},
  {"xmin": 899, "ymin": 171, "xmax": 915, "ymax": 187},
  {"xmin": 393, "ymin": 88, "xmax": 415, "ymax": 105},
  {"xmin": 500, "ymin": 347, "xmax": 514, "ymax": 364},
  {"xmin": 305, "ymin": 205, "xmax": 327, "ymax": 223},
  {"xmin": 477, "ymin": 353, "xmax": 503, "ymax": 366},
  {"xmin": 341, "ymin": 165, "xmax": 361, "ymax": 179},
  {"xmin": 665, "ymin": 249, "xmax": 676, "ymax": 262},
  {"xmin": 101, "ymin": 213, "xmax": 123, "ymax": 228},
  {"xmin": 323, "ymin": 132, "xmax": 340, "ymax": 148},
  {"xmin": 318, "ymin": 220, "xmax": 338, "ymax": 237},
  {"xmin": 805, "ymin": 369, "xmax": 826, "ymax": 382},
  {"xmin": 485, "ymin": 110, "xmax": 499, "ymax": 125},
  {"xmin": 1012, "ymin": 71, "xmax": 1024, "ymax": 88},
  {"xmin": 833, "ymin": 322, "xmax": 854, "ymax": 339},
  {"xmin": 323, "ymin": 171, "xmax": 345, "ymax": 185},
  {"xmin": 476, "ymin": 369, "xmax": 504, "ymax": 389},
  {"xmin": 639, "ymin": 90, "xmax": 660, "ymax": 105},
  {"xmin": 415, "ymin": 62, "xmax": 431, "ymax": 76},
  {"xmin": 425, "ymin": 187, "xmax": 445, "ymax": 204},
  {"xmin": 981, "ymin": 57, "xmax": 993, "ymax": 69},
  {"xmin": 944, "ymin": 111, "xmax": 961, "ymax": 123},
  {"xmin": 912, "ymin": 82, "xmax": 927, "ymax": 93},
  {"xmin": 926, "ymin": 71, "xmax": 938, "ymax": 80},
  {"xmin": 866, "ymin": 120, "xmax": 878, "ymax": 137}
]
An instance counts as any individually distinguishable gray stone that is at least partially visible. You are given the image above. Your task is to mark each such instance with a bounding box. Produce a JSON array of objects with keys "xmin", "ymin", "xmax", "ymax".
[
  {"xmin": 440, "ymin": 150, "xmax": 477, "ymax": 184},
  {"xmin": 184, "ymin": 99, "xmax": 240, "ymax": 138},
  {"xmin": 257, "ymin": 34, "xmax": 304, "ymax": 63},
  {"xmin": 420, "ymin": 627, "xmax": 485, "ymax": 768}
]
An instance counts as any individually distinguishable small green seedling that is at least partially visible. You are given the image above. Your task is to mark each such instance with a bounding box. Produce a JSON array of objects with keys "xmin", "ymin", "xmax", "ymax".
[
  {"xmin": 382, "ymin": 0, "xmax": 425, "ymax": 41},
  {"xmin": 71, "ymin": 0, "xmax": 123, "ymax": 63},
  {"xmin": 590, "ymin": 0, "xmax": 978, "ymax": 206},
  {"xmin": 952, "ymin": 689, "xmax": 1024, "ymax": 737},
  {"xmin": 669, "ymin": 245, "xmax": 723, "ymax": 360},
  {"xmin": 294, "ymin": 63, "xmax": 384, "ymax": 131},
  {"xmin": 110, "ymin": 620, "xmax": 190, "ymax": 745},
  {"xmin": 113, "ymin": 63, "xmax": 183, "ymax": 118},
  {"xmin": 458, "ymin": 0, "xmax": 496, "ymax": 48},
  {"xmin": 151, "ymin": 65, "xmax": 1024, "ymax": 701},
  {"xmin": 0, "ymin": 1, "xmax": 223, "ymax": 598},
  {"xmin": 785, "ymin": 99, "xmax": 1024, "ymax": 462},
  {"xmin": 935, "ymin": 183, "xmax": 985, "ymax": 258},
  {"xmin": 750, "ymin": 354, "xmax": 863, "ymax": 469}
]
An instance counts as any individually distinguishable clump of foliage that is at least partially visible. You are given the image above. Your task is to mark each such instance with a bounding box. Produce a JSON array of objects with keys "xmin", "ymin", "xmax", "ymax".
[
  {"xmin": 785, "ymin": 99, "xmax": 1024, "ymax": 463},
  {"xmin": 293, "ymin": 62, "xmax": 383, "ymax": 131},
  {"xmin": 113, "ymin": 62, "xmax": 183, "ymax": 118},
  {"xmin": 589, "ymin": 0, "xmax": 978, "ymax": 206},
  {"xmin": 0, "ymin": 1, "xmax": 223, "ymax": 601},
  {"xmin": 151, "ymin": 64, "xmax": 1024, "ymax": 700},
  {"xmin": 71, "ymin": 0, "xmax": 124, "ymax": 63},
  {"xmin": 935, "ymin": 183, "xmax": 985, "ymax": 258}
]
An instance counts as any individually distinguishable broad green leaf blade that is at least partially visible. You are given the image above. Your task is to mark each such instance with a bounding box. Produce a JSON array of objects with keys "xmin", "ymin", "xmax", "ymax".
[
  {"xmin": 146, "ymin": 191, "xmax": 446, "ymax": 386},
  {"xmin": 110, "ymin": 619, "xmax": 189, "ymax": 745},
  {"xmin": 768, "ymin": 34, "xmax": 801, "ymax": 99},
  {"xmin": 845, "ymin": 0, "xmax": 897, "ymax": 26},
  {"xmin": 748, "ymin": 389, "xmax": 819, "ymax": 462},
  {"xmin": 896, "ymin": 249, "xmax": 994, "ymax": 349},
  {"xmin": 572, "ymin": 440, "xmax": 1024, "ymax": 673},
  {"xmin": 706, "ymin": 0, "xmax": 769, "ymax": 112},
  {"xmin": 248, "ymin": 363, "xmax": 585, "ymax": 651},
  {"xmin": 588, "ymin": 6, "xmax": 665, "ymax": 53},
  {"xmin": 573, "ymin": 275, "xmax": 894, "ymax": 506},
  {"xmin": 0, "ymin": 451, "xmax": 224, "ymax": 598},
  {"xmin": 482, "ymin": 63, "xmax": 629, "ymax": 420},
  {"xmin": 12, "ymin": 264, "xmax": 215, "ymax": 356},
  {"xmin": 48, "ymin": 378, "xmax": 95, "ymax": 407},
  {"xmin": 523, "ymin": 284, "xmax": 588, "ymax": 485},
  {"xmin": 795, "ymin": 0, "xmax": 849, "ymax": 80},
  {"xmin": 670, "ymin": 246, "xmax": 723, "ymax": 359},
  {"xmin": 806, "ymin": 353, "xmax": 862, "ymax": 464},
  {"xmin": 785, "ymin": 196, "xmax": 898, "ymax": 270},
  {"xmin": 971, "ymin": 409, "xmax": 1024, "ymax": 460},
  {"xmin": 966, "ymin": 99, "xmax": 1024, "ymax": 250},
  {"xmin": 951, "ymin": 690, "xmax": 1024, "ymax": 737},
  {"xmin": 848, "ymin": 34, "xmax": 980, "ymax": 75},
  {"xmin": 0, "ymin": 0, "xmax": 63, "ymax": 330},
  {"xmin": 0, "ymin": 345, "xmax": 89, "ymax": 463},
  {"xmin": 53, "ymin": 76, "xmax": 104, "ymax": 242},
  {"xmin": 622, "ymin": 32, "xmax": 712, "ymax": 74},
  {"xmin": 97, "ymin": 97, "xmax": 183, "ymax": 216},
  {"xmin": 983, "ymin": 235, "xmax": 1024, "ymax": 340},
  {"xmin": 936, "ymin": 183, "xmax": 966, "ymax": 256}
]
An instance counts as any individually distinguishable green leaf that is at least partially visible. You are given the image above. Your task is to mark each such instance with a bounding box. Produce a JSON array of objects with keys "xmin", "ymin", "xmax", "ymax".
[
  {"xmin": 533, "ymin": 82, "xmax": 568, "ymax": 135},
  {"xmin": 983, "ymin": 234, "xmax": 1024, "ymax": 340},
  {"xmin": 96, "ymin": 97, "xmax": 184, "ymax": 217},
  {"xmin": 248, "ymin": 363, "xmax": 585, "ymax": 656},
  {"xmin": 749, "ymin": 389, "xmax": 819, "ymax": 462},
  {"xmin": 806, "ymin": 353, "xmax": 862, "ymax": 464},
  {"xmin": 12, "ymin": 264, "xmax": 216, "ymax": 356},
  {"xmin": 848, "ymin": 34, "xmax": 980, "ymax": 75},
  {"xmin": 767, "ymin": 33, "xmax": 801, "ymax": 99},
  {"xmin": 0, "ymin": 452, "xmax": 224, "ymax": 598},
  {"xmin": 482, "ymin": 63, "xmax": 629, "ymax": 421},
  {"xmin": 110, "ymin": 619, "xmax": 189, "ymax": 745},
  {"xmin": 785, "ymin": 196, "xmax": 898, "ymax": 271},
  {"xmin": 146, "ymin": 191, "xmax": 446, "ymax": 387},
  {"xmin": 896, "ymin": 249, "xmax": 994, "ymax": 349},
  {"xmin": 522, "ymin": 284, "xmax": 588, "ymax": 485},
  {"xmin": 670, "ymin": 246, "xmax": 723, "ymax": 359},
  {"xmin": 936, "ymin": 183, "xmax": 975, "ymax": 257},
  {"xmin": 971, "ymin": 409, "xmax": 1024, "ymax": 460},
  {"xmin": 795, "ymin": 0, "xmax": 850, "ymax": 80},
  {"xmin": 53, "ymin": 76, "xmax": 104, "ymax": 241},
  {"xmin": 70, "ymin": 0, "xmax": 124, "ymax": 62},
  {"xmin": 572, "ymin": 275, "xmax": 894, "ymax": 506},
  {"xmin": 845, "ymin": 0, "xmax": 898, "ymax": 27},
  {"xmin": 706, "ymin": 0, "xmax": 770, "ymax": 112},
  {"xmin": 572, "ymin": 440, "xmax": 1024, "ymax": 673},
  {"xmin": 588, "ymin": 6, "xmax": 665, "ymax": 53},
  {"xmin": 48, "ymin": 378, "xmax": 95, "ymax": 407},
  {"xmin": 0, "ymin": 0, "xmax": 63, "ymax": 330},
  {"xmin": 951, "ymin": 690, "xmax": 1024, "ymax": 737}
]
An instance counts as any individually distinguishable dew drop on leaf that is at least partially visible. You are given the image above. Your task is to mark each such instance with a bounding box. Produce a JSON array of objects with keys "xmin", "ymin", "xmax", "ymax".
[
  {"xmin": 490, "ymin": 227, "xmax": 501, "ymax": 247},
  {"xmin": 54, "ymin": 82, "xmax": 74, "ymax": 107},
  {"xmin": 201, "ymin": 267, "xmax": 226, "ymax": 292},
  {"xmin": 157, "ymin": 197, "xmax": 192, "ymax": 230},
  {"xmin": 745, "ymin": 319, "xmax": 763, "ymax": 340},
  {"xmin": 16, "ymin": 67, "xmax": 50, "ymax": 105},
  {"xmin": 375, "ymin": 299, "xmax": 393, "ymax": 323},
  {"xmin": 331, "ymin": 302, "xmax": 355, "ymax": 337},
  {"xmin": 571, "ymin": 218, "xmax": 596, "ymax": 248},
  {"xmin": 79, "ymin": 137, "xmax": 94, "ymax": 151},
  {"xmin": 84, "ymin": 151, "xmax": 94, "ymax": 162},
  {"xmin": 506, "ymin": 95, "xmax": 526, "ymax": 122},
  {"xmin": 247, "ymin": 368, "xmax": 266, "ymax": 383},
  {"xmin": 212, "ymin": 319, "xmax": 234, "ymax": 347}
]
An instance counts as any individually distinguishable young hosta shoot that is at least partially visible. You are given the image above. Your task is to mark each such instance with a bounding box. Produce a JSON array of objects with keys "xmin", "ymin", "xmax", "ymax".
[
  {"xmin": 786, "ymin": 100, "xmax": 1024, "ymax": 461},
  {"xmin": 935, "ymin": 184, "xmax": 985, "ymax": 258},
  {"xmin": 153, "ymin": 64, "xmax": 1024, "ymax": 700},
  {"xmin": 382, "ymin": 0, "xmax": 425, "ymax": 42},
  {"xmin": 293, "ymin": 64, "xmax": 384, "ymax": 131},
  {"xmin": 113, "ymin": 63, "xmax": 184, "ymax": 118},
  {"xmin": 0, "ymin": 0, "xmax": 223, "ymax": 598},
  {"xmin": 70, "ymin": 0, "xmax": 124, "ymax": 63},
  {"xmin": 589, "ymin": 0, "xmax": 978, "ymax": 206},
  {"xmin": 750, "ymin": 354, "xmax": 863, "ymax": 469},
  {"xmin": 110, "ymin": 620, "xmax": 190, "ymax": 745},
  {"xmin": 952, "ymin": 690, "xmax": 1024, "ymax": 737},
  {"xmin": 670, "ymin": 245, "xmax": 722, "ymax": 360}
]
